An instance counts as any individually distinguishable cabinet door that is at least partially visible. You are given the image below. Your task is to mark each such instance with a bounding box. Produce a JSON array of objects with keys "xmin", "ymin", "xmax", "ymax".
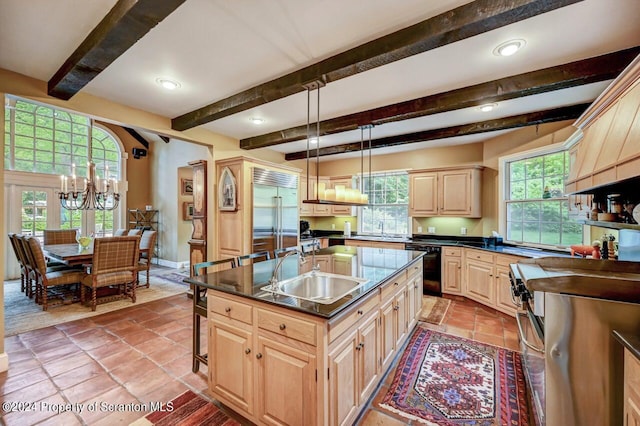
[
  {"xmin": 439, "ymin": 170, "xmax": 471, "ymax": 216},
  {"xmin": 409, "ymin": 172, "xmax": 438, "ymax": 216},
  {"xmin": 442, "ymin": 256, "xmax": 462, "ymax": 295},
  {"xmin": 380, "ymin": 298, "xmax": 396, "ymax": 368},
  {"xmin": 394, "ymin": 288, "xmax": 408, "ymax": 349},
  {"xmin": 495, "ymin": 265, "xmax": 517, "ymax": 317},
  {"xmin": 406, "ymin": 277, "xmax": 417, "ymax": 330},
  {"xmin": 256, "ymin": 335, "xmax": 316, "ymax": 426},
  {"xmin": 316, "ymin": 255, "xmax": 332, "ymax": 273},
  {"xmin": 329, "ymin": 329, "xmax": 359, "ymax": 426},
  {"xmin": 332, "ymin": 255, "xmax": 353, "ymax": 276},
  {"xmin": 209, "ymin": 320, "xmax": 253, "ymax": 415},
  {"xmin": 358, "ymin": 313, "xmax": 380, "ymax": 404},
  {"xmin": 465, "ymin": 259, "xmax": 495, "ymax": 307},
  {"xmin": 299, "ymin": 176, "xmax": 313, "ymax": 216}
]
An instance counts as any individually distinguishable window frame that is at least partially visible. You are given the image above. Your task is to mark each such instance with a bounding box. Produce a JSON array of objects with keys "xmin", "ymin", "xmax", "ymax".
[
  {"xmin": 498, "ymin": 142, "xmax": 582, "ymax": 250},
  {"xmin": 356, "ymin": 170, "xmax": 409, "ymax": 237}
]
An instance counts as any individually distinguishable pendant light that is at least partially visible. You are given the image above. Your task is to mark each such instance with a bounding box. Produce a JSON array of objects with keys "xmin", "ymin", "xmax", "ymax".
[{"xmin": 301, "ymin": 80, "xmax": 370, "ymax": 206}]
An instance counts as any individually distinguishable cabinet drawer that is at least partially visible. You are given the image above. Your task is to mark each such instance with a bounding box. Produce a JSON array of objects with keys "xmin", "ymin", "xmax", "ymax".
[
  {"xmin": 443, "ymin": 247, "xmax": 462, "ymax": 257},
  {"xmin": 257, "ymin": 309, "xmax": 317, "ymax": 346},
  {"xmin": 466, "ymin": 250, "xmax": 494, "ymax": 264},
  {"xmin": 381, "ymin": 275, "xmax": 405, "ymax": 302},
  {"xmin": 328, "ymin": 292, "xmax": 378, "ymax": 343},
  {"xmin": 406, "ymin": 261, "xmax": 422, "ymax": 278},
  {"xmin": 209, "ymin": 294, "xmax": 253, "ymax": 325}
]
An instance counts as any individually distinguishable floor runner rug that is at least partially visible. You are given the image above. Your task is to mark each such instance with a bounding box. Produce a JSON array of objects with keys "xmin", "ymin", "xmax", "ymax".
[
  {"xmin": 420, "ymin": 295, "xmax": 451, "ymax": 325},
  {"xmin": 131, "ymin": 390, "xmax": 241, "ymax": 426},
  {"xmin": 379, "ymin": 326, "xmax": 529, "ymax": 425}
]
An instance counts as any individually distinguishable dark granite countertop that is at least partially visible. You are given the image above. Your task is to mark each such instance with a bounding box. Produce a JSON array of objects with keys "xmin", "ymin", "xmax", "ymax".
[
  {"xmin": 304, "ymin": 232, "xmax": 569, "ymax": 259},
  {"xmin": 184, "ymin": 245, "xmax": 424, "ymax": 319},
  {"xmin": 613, "ymin": 330, "xmax": 640, "ymax": 361}
]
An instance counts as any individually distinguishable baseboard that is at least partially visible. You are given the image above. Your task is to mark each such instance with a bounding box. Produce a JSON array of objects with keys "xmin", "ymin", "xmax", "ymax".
[
  {"xmin": 156, "ymin": 258, "xmax": 190, "ymax": 270},
  {"xmin": 0, "ymin": 352, "xmax": 8, "ymax": 373}
]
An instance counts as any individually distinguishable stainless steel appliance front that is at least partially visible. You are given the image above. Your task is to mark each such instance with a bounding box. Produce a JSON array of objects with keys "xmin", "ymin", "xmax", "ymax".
[{"xmin": 252, "ymin": 168, "xmax": 299, "ymax": 253}]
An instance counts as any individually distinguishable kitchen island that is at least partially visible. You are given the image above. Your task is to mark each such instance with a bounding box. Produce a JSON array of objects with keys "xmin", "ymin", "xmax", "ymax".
[{"xmin": 185, "ymin": 246, "xmax": 424, "ymax": 426}]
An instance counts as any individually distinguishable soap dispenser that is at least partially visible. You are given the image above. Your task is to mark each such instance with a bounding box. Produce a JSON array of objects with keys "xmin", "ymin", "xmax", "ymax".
[{"xmin": 344, "ymin": 221, "xmax": 351, "ymax": 237}]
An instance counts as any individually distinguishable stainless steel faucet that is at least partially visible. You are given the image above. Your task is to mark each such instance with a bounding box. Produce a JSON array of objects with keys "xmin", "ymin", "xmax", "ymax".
[
  {"xmin": 310, "ymin": 238, "xmax": 320, "ymax": 272},
  {"xmin": 269, "ymin": 249, "xmax": 306, "ymax": 290}
]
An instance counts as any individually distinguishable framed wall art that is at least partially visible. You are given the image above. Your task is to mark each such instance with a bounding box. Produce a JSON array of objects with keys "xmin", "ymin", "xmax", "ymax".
[
  {"xmin": 181, "ymin": 178, "xmax": 193, "ymax": 195},
  {"xmin": 183, "ymin": 201, "xmax": 194, "ymax": 220},
  {"xmin": 219, "ymin": 167, "xmax": 237, "ymax": 211}
]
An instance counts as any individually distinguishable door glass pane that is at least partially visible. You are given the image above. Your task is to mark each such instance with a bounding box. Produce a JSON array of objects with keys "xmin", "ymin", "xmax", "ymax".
[{"xmin": 21, "ymin": 190, "xmax": 47, "ymax": 240}]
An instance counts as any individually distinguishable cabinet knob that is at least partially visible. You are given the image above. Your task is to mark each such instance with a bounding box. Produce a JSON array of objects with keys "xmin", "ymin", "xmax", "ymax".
[
  {"xmin": 279, "ymin": 323, "xmax": 286, "ymax": 330},
  {"xmin": 225, "ymin": 307, "xmax": 231, "ymax": 313},
  {"xmin": 393, "ymin": 305, "xmax": 399, "ymax": 311},
  {"xmin": 245, "ymin": 348, "xmax": 251, "ymax": 354},
  {"xmin": 256, "ymin": 353, "xmax": 263, "ymax": 359},
  {"xmin": 414, "ymin": 284, "xmax": 418, "ymax": 289},
  {"xmin": 476, "ymin": 256, "xmax": 480, "ymax": 259},
  {"xmin": 394, "ymin": 282, "xmax": 399, "ymax": 286},
  {"xmin": 357, "ymin": 310, "xmax": 363, "ymax": 315}
]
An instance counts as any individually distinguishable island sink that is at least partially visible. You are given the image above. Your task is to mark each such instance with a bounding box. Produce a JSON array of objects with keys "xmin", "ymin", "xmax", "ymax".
[{"xmin": 261, "ymin": 271, "xmax": 369, "ymax": 304}]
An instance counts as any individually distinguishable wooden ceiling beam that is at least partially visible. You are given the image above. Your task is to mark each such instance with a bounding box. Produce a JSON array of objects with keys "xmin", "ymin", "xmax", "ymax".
[
  {"xmin": 47, "ymin": 0, "xmax": 187, "ymax": 100},
  {"xmin": 123, "ymin": 127, "xmax": 149, "ymax": 149},
  {"xmin": 244, "ymin": 47, "xmax": 640, "ymax": 150},
  {"xmin": 172, "ymin": 0, "xmax": 582, "ymax": 131},
  {"xmin": 284, "ymin": 103, "xmax": 590, "ymax": 161}
]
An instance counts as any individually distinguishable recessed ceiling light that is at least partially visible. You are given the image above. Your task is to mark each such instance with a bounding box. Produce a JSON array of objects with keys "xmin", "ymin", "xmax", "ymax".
[
  {"xmin": 250, "ymin": 117, "xmax": 265, "ymax": 125},
  {"xmin": 493, "ymin": 39, "xmax": 526, "ymax": 57},
  {"xmin": 156, "ymin": 78, "xmax": 181, "ymax": 90},
  {"xmin": 478, "ymin": 103, "xmax": 497, "ymax": 112}
]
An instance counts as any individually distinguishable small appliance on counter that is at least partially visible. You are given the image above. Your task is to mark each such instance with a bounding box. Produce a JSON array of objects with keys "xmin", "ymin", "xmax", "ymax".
[{"xmin": 300, "ymin": 220, "xmax": 311, "ymax": 238}]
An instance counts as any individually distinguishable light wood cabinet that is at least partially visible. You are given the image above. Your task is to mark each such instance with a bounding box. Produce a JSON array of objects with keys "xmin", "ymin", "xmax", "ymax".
[
  {"xmin": 442, "ymin": 247, "xmax": 462, "ymax": 295},
  {"xmin": 301, "ymin": 254, "xmax": 331, "ymax": 273},
  {"xmin": 256, "ymin": 335, "xmax": 316, "ymax": 426},
  {"xmin": 329, "ymin": 311, "xmax": 379, "ymax": 426},
  {"xmin": 408, "ymin": 166, "xmax": 483, "ymax": 218},
  {"xmin": 565, "ymin": 59, "xmax": 640, "ymax": 194},
  {"xmin": 332, "ymin": 254, "xmax": 354, "ymax": 276},
  {"xmin": 208, "ymin": 259, "xmax": 423, "ymax": 425},
  {"xmin": 465, "ymin": 257, "xmax": 495, "ymax": 307},
  {"xmin": 624, "ymin": 349, "xmax": 640, "ymax": 426}
]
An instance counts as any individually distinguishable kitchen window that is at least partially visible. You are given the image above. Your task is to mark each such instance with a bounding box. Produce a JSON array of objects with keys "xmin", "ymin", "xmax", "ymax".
[
  {"xmin": 503, "ymin": 146, "xmax": 582, "ymax": 248},
  {"xmin": 358, "ymin": 171, "xmax": 409, "ymax": 236}
]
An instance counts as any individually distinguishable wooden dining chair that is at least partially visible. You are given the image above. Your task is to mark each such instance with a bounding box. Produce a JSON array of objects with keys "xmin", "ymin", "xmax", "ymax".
[
  {"xmin": 136, "ymin": 230, "xmax": 157, "ymax": 288},
  {"xmin": 274, "ymin": 246, "xmax": 300, "ymax": 258},
  {"xmin": 43, "ymin": 229, "xmax": 78, "ymax": 245},
  {"xmin": 26, "ymin": 236, "xmax": 86, "ymax": 310},
  {"xmin": 237, "ymin": 251, "xmax": 271, "ymax": 266},
  {"xmin": 81, "ymin": 236, "xmax": 140, "ymax": 311},
  {"xmin": 192, "ymin": 257, "xmax": 237, "ymax": 373}
]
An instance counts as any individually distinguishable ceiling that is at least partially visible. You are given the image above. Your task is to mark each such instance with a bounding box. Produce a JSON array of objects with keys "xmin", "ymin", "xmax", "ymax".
[{"xmin": 1, "ymin": 0, "xmax": 639, "ymax": 161}]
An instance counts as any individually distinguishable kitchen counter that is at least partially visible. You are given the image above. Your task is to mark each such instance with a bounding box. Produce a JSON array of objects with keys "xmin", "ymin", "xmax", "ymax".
[{"xmin": 184, "ymin": 245, "xmax": 424, "ymax": 319}]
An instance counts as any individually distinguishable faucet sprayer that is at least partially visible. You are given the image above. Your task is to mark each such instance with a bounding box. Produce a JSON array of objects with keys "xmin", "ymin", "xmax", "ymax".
[{"xmin": 269, "ymin": 249, "xmax": 306, "ymax": 290}]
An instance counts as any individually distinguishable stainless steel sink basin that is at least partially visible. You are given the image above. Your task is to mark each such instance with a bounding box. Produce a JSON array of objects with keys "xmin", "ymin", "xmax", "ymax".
[{"xmin": 261, "ymin": 271, "xmax": 369, "ymax": 304}]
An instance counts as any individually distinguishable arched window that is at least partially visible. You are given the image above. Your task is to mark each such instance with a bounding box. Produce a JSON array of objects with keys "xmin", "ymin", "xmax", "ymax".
[{"xmin": 4, "ymin": 96, "xmax": 125, "ymax": 236}]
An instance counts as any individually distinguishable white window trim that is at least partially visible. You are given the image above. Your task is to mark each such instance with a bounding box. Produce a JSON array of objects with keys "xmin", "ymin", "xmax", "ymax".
[{"xmin": 498, "ymin": 142, "xmax": 584, "ymax": 250}]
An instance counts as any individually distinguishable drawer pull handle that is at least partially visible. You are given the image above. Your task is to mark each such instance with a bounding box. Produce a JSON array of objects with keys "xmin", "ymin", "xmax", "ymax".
[
  {"xmin": 245, "ymin": 348, "xmax": 251, "ymax": 354},
  {"xmin": 256, "ymin": 353, "xmax": 263, "ymax": 359},
  {"xmin": 394, "ymin": 282, "xmax": 399, "ymax": 286},
  {"xmin": 279, "ymin": 324, "xmax": 286, "ymax": 330},
  {"xmin": 357, "ymin": 310, "xmax": 363, "ymax": 315},
  {"xmin": 225, "ymin": 307, "xmax": 231, "ymax": 313}
]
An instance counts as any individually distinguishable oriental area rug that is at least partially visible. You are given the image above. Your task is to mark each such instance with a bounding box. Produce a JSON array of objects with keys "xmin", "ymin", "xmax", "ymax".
[
  {"xmin": 130, "ymin": 390, "xmax": 240, "ymax": 426},
  {"xmin": 379, "ymin": 326, "xmax": 529, "ymax": 425},
  {"xmin": 420, "ymin": 295, "xmax": 451, "ymax": 325}
]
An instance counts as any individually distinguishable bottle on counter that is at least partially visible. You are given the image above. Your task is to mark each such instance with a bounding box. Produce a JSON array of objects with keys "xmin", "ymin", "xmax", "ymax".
[
  {"xmin": 601, "ymin": 234, "xmax": 609, "ymax": 260},
  {"xmin": 344, "ymin": 221, "xmax": 351, "ymax": 237}
]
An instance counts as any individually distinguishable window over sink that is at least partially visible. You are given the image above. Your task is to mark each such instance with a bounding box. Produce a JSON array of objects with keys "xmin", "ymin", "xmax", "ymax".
[
  {"xmin": 357, "ymin": 171, "xmax": 408, "ymax": 236},
  {"xmin": 501, "ymin": 144, "xmax": 582, "ymax": 248}
]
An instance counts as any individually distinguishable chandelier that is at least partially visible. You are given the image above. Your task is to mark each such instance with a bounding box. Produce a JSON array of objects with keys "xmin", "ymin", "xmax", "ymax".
[{"xmin": 59, "ymin": 162, "xmax": 120, "ymax": 210}]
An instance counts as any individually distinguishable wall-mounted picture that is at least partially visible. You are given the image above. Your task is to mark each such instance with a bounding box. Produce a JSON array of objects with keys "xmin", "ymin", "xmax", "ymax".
[
  {"xmin": 219, "ymin": 167, "xmax": 237, "ymax": 211},
  {"xmin": 183, "ymin": 201, "xmax": 194, "ymax": 220},
  {"xmin": 181, "ymin": 178, "xmax": 193, "ymax": 195}
]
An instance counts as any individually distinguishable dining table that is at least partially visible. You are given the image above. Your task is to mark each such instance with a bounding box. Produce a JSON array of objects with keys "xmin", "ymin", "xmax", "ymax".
[{"xmin": 43, "ymin": 243, "xmax": 94, "ymax": 266}]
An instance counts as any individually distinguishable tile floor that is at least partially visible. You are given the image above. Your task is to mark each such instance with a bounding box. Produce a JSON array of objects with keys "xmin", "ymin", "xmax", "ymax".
[
  {"xmin": 356, "ymin": 295, "xmax": 522, "ymax": 425},
  {"xmin": 1, "ymin": 287, "xmax": 521, "ymax": 425}
]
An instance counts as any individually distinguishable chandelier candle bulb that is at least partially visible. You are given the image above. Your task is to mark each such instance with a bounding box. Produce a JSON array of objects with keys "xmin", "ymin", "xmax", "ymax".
[
  {"xmin": 325, "ymin": 189, "xmax": 336, "ymax": 201},
  {"xmin": 335, "ymin": 185, "xmax": 346, "ymax": 201},
  {"xmin": 314, "ymin": 182, "xmax": 326, "ymax": 199}
]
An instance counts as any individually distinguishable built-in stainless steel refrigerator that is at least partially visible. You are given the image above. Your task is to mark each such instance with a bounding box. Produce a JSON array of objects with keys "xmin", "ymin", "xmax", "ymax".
[{"xmin": 252, "ymin": 167, "xmax": 299, "ymax": 254}]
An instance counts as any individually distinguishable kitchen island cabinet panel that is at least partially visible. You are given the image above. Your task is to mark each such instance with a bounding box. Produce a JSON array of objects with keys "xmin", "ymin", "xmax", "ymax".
[{"xmin": 442, "ymin": 247, "xmax": 462, "ymax": 295}]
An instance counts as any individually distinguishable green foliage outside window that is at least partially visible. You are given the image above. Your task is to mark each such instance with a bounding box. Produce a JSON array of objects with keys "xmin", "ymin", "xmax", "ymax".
[
  {"xmin": 359, "ymin": 172, "xmax": 409, "ymax": 235},
  {"xmin": 506, "ymin": 150, "xmax": 582, "ymax": 247}
]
